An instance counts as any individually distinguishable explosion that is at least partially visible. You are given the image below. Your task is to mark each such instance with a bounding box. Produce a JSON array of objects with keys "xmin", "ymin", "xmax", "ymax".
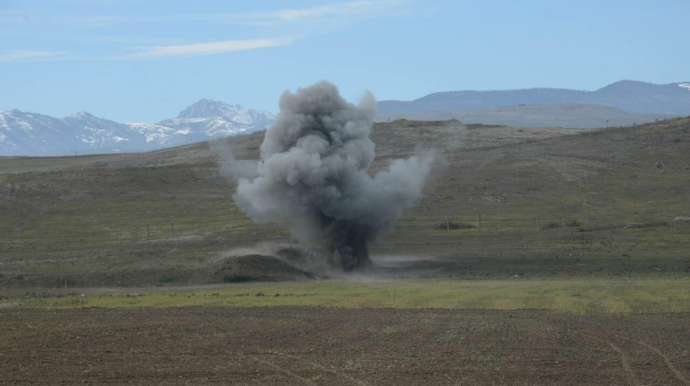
[{"xmin": 233, "ymin": 81, "xmax": 433, "ymax": 270}]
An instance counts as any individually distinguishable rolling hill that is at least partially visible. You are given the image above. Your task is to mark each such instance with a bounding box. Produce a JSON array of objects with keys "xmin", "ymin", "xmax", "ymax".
[
  {"xmin": 378, "ymin": 80, "xmax": 690, "ymax": 116},
  {"xmin": 376, "ymin": 104, "xmax": 672, "ymax": 129},
  {"xmin": 0, "ymin": 117, "xmax": 688, "ymax": 287},
  {"xmin": 377, "ymin": 80, "xmax": 690, "ymax": 128}
]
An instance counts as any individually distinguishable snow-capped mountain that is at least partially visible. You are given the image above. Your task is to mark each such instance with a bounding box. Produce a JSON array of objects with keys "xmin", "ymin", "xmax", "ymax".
[
  {"xmin": 0, "ymin": 100, "xmax": 275, "ymax": 156},
  {"xmin": 157, "ymin": 99, "xmax": 275, "ymax": 143},
  {"xmin": 176, "ymin": 98, "xmax": 275, "ymax": 126}
]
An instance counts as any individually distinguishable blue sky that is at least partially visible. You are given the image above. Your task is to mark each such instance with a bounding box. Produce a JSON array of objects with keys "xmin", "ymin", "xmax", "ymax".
[{"xmin": 1, "ymin": 0, "xmax": 688, "ymax": 122}]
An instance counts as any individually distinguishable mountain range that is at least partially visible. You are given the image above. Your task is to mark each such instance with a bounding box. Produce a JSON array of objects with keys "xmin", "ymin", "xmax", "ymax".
[
  {"xmin": 378, "ymin": 80, "xmax": 690, "ymax": 116},
  {"xmin": 2, "ymin": 80, "xmax": 689, "ymax": 156},
  {"xmin": 0, "ymin": 99, "xmax": 274, "ymax": 156}
]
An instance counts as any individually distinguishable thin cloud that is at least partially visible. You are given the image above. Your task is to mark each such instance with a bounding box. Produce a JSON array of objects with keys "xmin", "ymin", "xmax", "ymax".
[
  {"xmin": 125, "ymin": 37, "xmax": 293, "ymax": 59},
  {"xmin": 0, "ymin": 50, "xmax": 67, "ymax": 62},
  {"xmin": 253, "ymin": 0, "xmax": 407, "ymax": 23},
  {"xmin": 56, "ymin": 0, "xmax": 408, "ymax": 27},
  {"xmin": 1, "ymin": 1, "xmax": 407, "ymax": 61}
]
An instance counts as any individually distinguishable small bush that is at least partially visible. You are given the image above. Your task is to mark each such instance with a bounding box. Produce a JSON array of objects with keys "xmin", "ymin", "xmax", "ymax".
[
  {"xmin": 435, "ymin": 221, "xmax": 475, "ymax": 230},
  {"xmin": 540, "ymin": 222, "xmax": 561, "ymax": 230},
  {"xmin": 672, "ymin": 216, "xmax": 690, "ymax": 225}
]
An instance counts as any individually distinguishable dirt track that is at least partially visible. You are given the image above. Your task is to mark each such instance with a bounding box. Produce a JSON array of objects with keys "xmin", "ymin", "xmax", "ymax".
[{"xmin": 1, "ymin": 307, "xmax": 689, "ymax": 385}]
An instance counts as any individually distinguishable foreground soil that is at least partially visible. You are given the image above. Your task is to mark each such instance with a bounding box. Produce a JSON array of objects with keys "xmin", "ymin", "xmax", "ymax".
[{"xmin": 1, "ymin": 307, "xmax": 689, "ymax": 385}]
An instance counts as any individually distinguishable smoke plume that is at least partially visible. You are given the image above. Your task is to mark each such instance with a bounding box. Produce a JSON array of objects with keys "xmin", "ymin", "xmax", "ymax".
[{"xmin": 233, "ymin": 81, "xmax": 433, "ymax": 270}]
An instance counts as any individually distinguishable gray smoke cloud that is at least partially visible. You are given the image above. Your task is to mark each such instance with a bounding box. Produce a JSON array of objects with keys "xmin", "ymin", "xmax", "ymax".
[{"xmin": 233, "ymin": 81, "xmax": 434, "ymax": 269}]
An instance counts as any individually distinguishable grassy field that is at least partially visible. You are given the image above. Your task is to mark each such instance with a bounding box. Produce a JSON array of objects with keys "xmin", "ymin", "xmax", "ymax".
[
  {"xmin": 8, "ymin": 277, "xmax": 690, "ymax": 314},
  {"xmin": 0, "ymin": 154, "xmax": 122, "ymax": 173},
  {"xmin": 1, "ymin": 118, "xmax": 689, "ymax": 288},
  {"xmin": 2, "ymin": 119, "xmax": 690, "ymax": 385}
]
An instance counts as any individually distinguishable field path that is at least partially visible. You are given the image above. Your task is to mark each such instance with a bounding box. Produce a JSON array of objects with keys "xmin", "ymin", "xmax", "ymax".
[
  {"xmin": 637, "ymin": 341, "xmax": 690, "ymax": 385},
  {"xmin": 248, "ymin": 354, "xmax": 318, "ymax": 385},
  {"xmin": 582, "ymin": 317, "xmax": 690, "ymax": 386},
  {"xmin": 602, "ymin": 339, "xmax": 643, "ymax": 386},
  {"xmin": 280, "ymin": 352, "xmax": 372, "ymax": 386}
]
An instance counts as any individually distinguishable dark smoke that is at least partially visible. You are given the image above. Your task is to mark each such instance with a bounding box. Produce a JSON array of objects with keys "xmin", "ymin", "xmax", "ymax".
[{"xmin": 233, "ymin": 81, "xmax": 434, "ymax": 270}]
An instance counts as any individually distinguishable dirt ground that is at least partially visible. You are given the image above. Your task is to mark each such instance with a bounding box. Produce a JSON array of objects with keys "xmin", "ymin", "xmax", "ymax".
[{"xmin": 1, "ymin": 307, "xmax": 689, "ymax": 385}]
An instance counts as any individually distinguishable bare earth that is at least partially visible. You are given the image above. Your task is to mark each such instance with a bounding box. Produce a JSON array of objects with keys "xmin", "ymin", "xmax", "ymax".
[{"xmin": 1, "ymin": 307, "xmax": 689, "ymax": 385}]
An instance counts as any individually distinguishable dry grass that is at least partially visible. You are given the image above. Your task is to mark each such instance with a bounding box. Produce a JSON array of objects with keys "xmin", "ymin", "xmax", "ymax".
[{"xmin": 1, "ymin": 117, "xmax": 689, "ymax": 288}]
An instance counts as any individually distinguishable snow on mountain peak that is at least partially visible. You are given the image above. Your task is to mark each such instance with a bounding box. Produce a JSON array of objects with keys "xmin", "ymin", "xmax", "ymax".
[
  {"xmin": 178, "ymin": 99, "xmax": 238, "ymax": 119},
  {"xmin": 71, "ymin": 111, "xmax": 94, "ymax": 118},
  {"xmin": 177, "ymin": 99, "xmax": 274, "ymax": 125},
  {"xmin": 679, "ymin": 83, "xmax": 690, "ymax": 91}
]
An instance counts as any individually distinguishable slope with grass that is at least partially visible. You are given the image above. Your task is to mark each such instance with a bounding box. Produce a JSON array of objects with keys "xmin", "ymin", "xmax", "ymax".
[
  {"xmin": 0, "ymin": 117, "xmax": 689, "ymax": 288},
  {"xmin": 376, "ymin": 103, "xmax": 672, "ymax": 129}
]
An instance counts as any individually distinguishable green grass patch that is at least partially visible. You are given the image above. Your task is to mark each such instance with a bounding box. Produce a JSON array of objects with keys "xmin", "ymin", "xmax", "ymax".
[{"xmin": 9, "ymin": 278, "xmax": 690, "ymax": 314}]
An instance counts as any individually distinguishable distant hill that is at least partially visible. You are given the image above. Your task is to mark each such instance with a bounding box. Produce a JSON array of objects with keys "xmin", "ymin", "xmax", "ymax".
[
  {"xmin": 376, "ymin": 104, "xmax": 672, "ymax": 129},
  {"xmin": 0, "ymin": 99, "xmax": 274, "ymax": 156},
  {"xmin": 378, "ymin": 80, "xmax": 690, "ymax": 123},
  {"xmin": 4, "ymin": 80, "xmax": 689, "ymax": 155}
]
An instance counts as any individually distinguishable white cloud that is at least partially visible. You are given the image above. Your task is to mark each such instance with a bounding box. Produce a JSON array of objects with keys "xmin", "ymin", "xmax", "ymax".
[
  {"xmin": 126, "ymin": 37, "xmax": 293, "ymax": 59},
  {"xmin": 0, "ymin": 50, "xmax": 67, "ymax": 62},
  {"xmin": 236, "ymin": 0, "xmax": 408, "ymax": 27},
  {"xmin": 263, "ymin": 0, "xmax": 405, "ymax": 22},
  {"xmin": 57, "ymin": 0, "xmax": 407, "ymax": 27},
  {"xmin": 1, "ymin": 1, "xmax": 408, "ymax": 61}
]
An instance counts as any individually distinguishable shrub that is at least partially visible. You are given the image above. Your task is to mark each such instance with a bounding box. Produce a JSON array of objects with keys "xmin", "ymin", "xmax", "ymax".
[
  {"xmin": 435, "ymin": 221, "xmax": 474, "ymax": 230},
  {"xmin": 540, "ymin": 222, "xmax": 561, "ymax": 230}
]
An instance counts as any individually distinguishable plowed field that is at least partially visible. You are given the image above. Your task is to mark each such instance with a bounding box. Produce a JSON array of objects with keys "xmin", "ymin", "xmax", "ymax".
[{"xmin": 2, "ymin": 307, "xmax": 689, "ymax": 385}]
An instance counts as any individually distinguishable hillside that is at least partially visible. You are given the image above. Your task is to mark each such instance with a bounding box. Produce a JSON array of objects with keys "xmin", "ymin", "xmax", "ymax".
[
  {"xmin": 376, "ymin": 104, "xmax": 672, "ymax": 129},
  {"xmin": 0, "ymin": 117, "xmax": 688, "ymax": 287}
]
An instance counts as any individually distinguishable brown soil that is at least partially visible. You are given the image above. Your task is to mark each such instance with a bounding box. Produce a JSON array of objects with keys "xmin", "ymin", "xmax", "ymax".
[{"xmin": 2, "ymin": 307, "xmax": 689, "ymax": 385}]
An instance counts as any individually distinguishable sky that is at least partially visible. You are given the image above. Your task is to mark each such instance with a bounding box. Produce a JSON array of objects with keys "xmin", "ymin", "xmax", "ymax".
[{"xmin": 1, "ymin": 0, "xmax": 688, "ymax": 123}]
